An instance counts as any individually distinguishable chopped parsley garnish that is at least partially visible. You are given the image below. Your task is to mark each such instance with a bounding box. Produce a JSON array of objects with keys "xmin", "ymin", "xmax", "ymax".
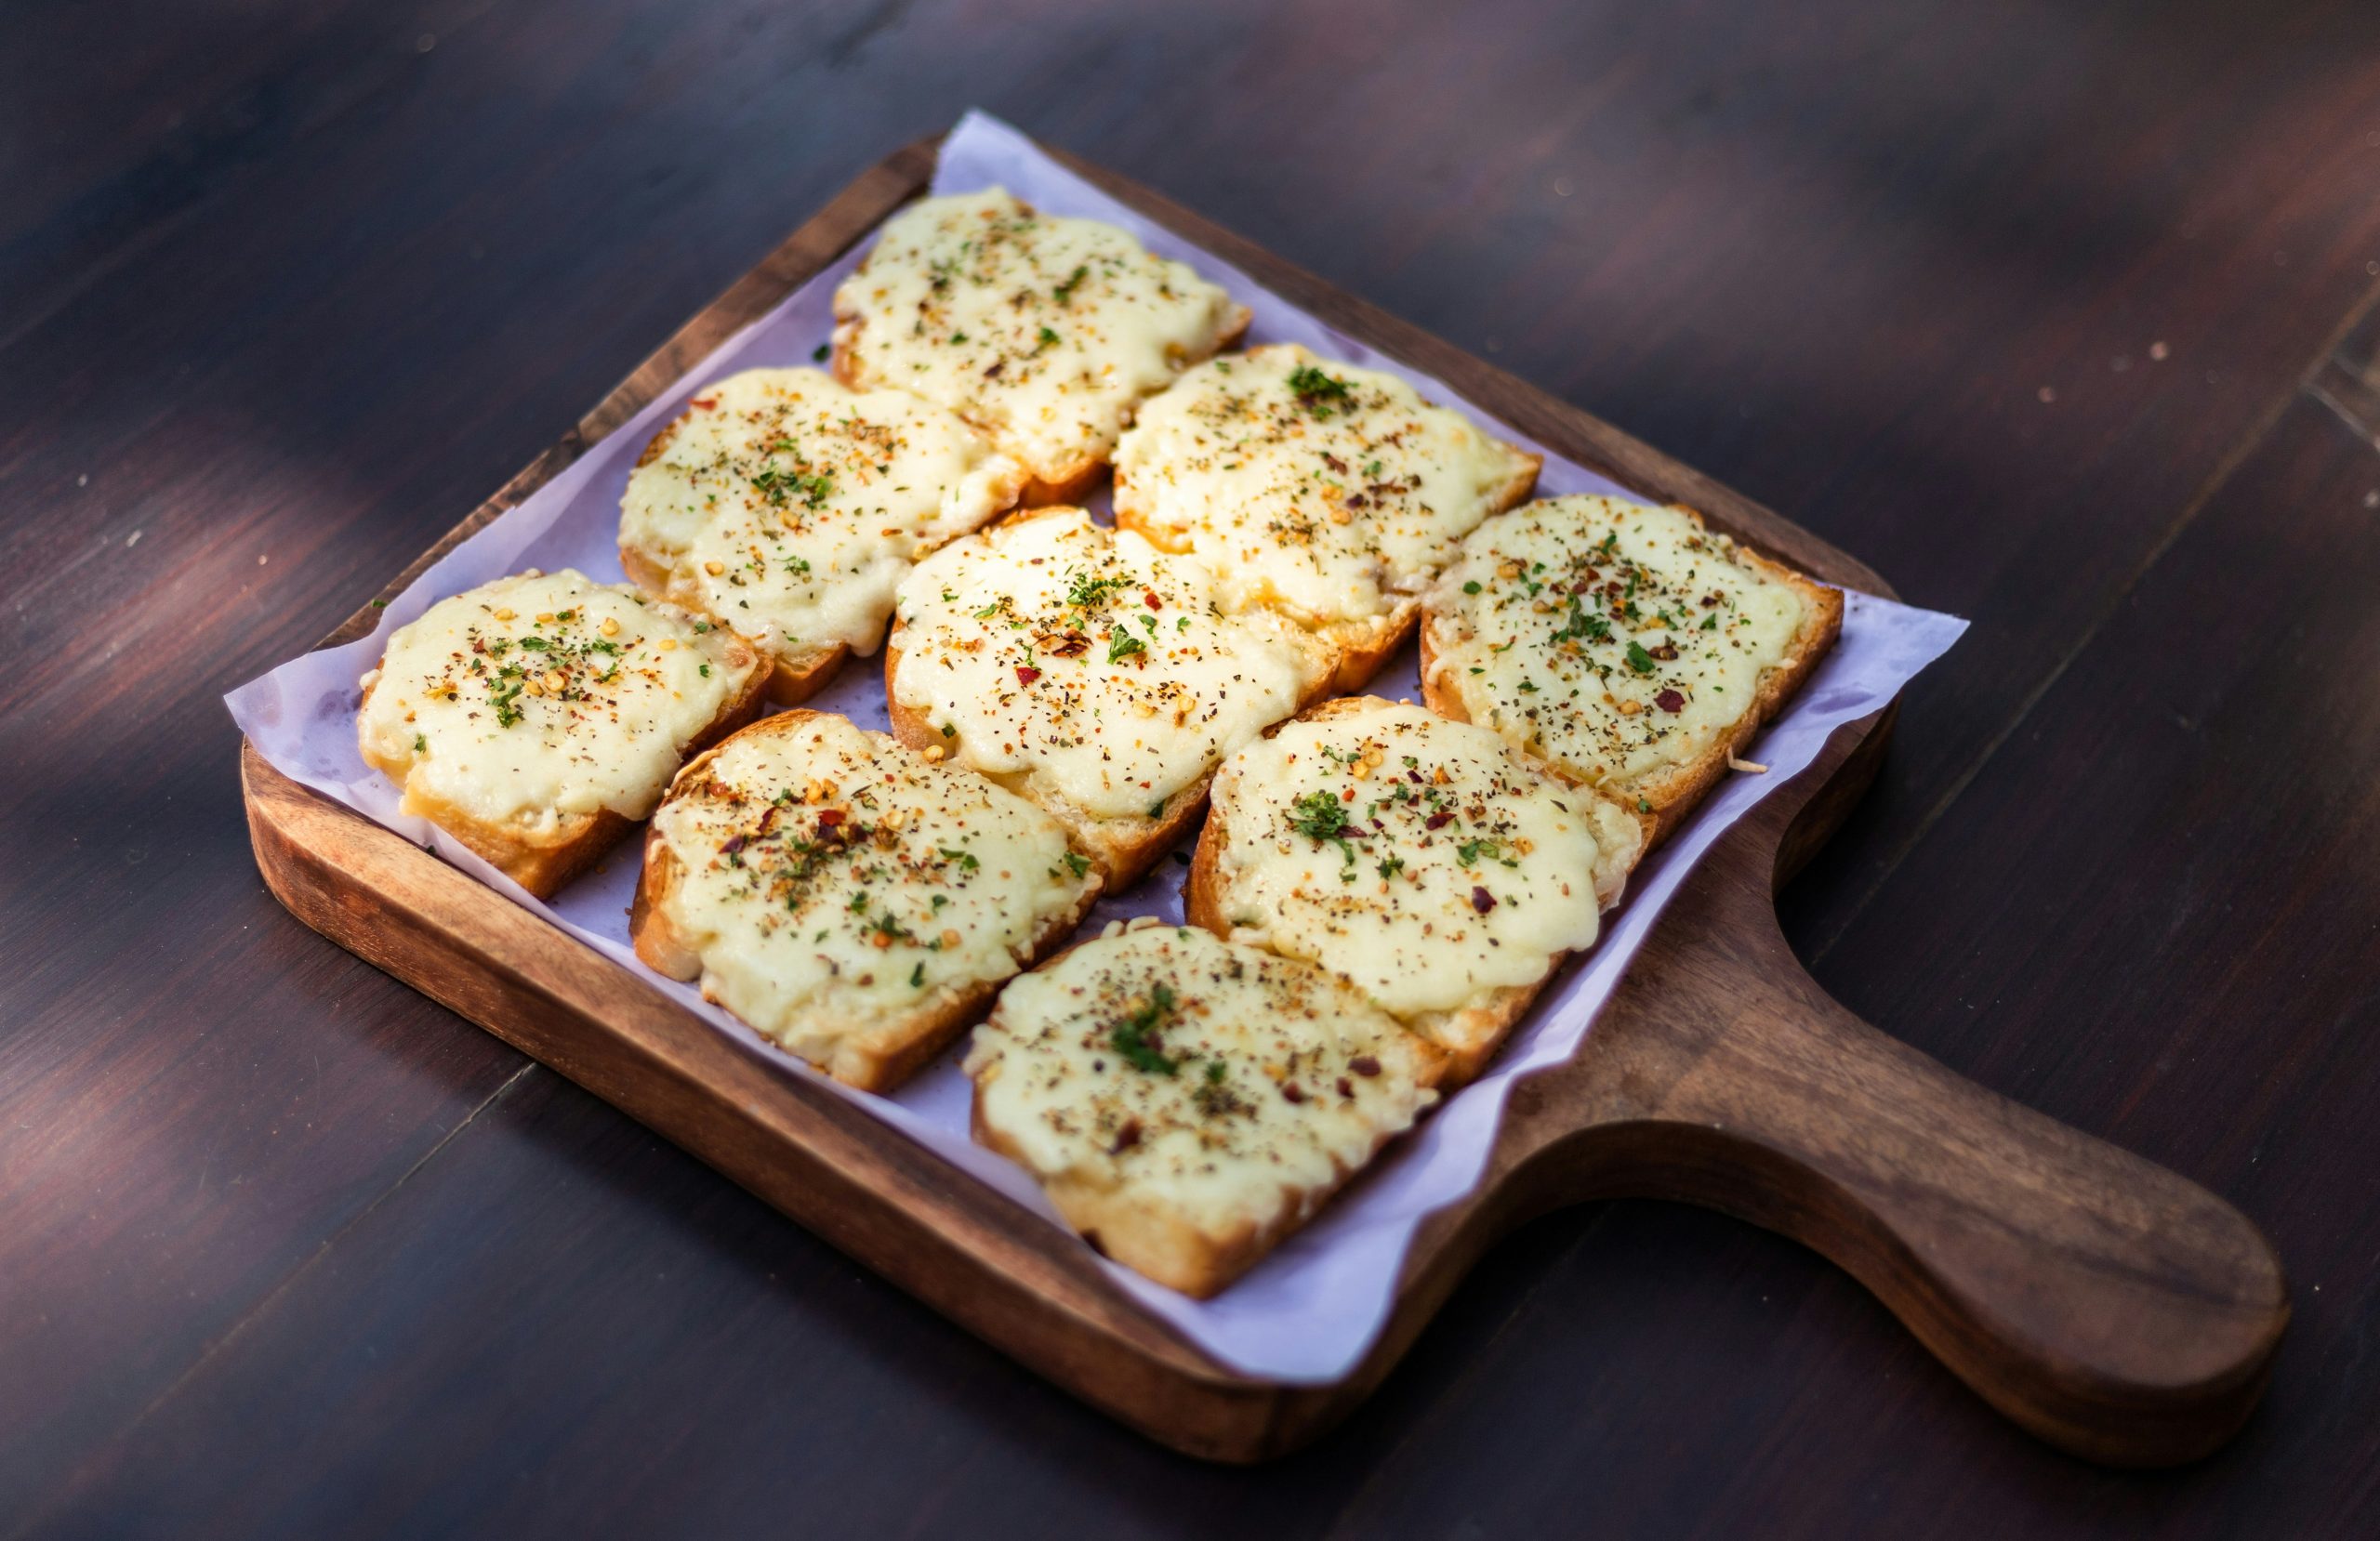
[
  {"xmin": 1110, "ymin": 983, "xmax": 1181, "ymax": 1075},
  {"xmin": 1191, "ymin": 1058, "xmax": 1242, "ymax": 1117},
  {"xmin": 1288, "ymin": 790, "xmax": 1358, "ymax": 867},
  {"xmin": 939, "ymin": 847, "xmax": 980, "ymax": 873},
  {"xmin": 910, "ymin": 962, "xmax": 926, "ymax": 988},
  {"xmin": 1053, "ymin": 264, "xmax": 1090, "ymax": 305},
  {"xmin": 753, "ymin": 464, "xmax": 833, "ymax": 509},
  {"xmin": 1462, "ymin": 580, "xmax": 1483, "ymax": 595},
  {"xmin": 1286, "ymin": 363, "xmax": 1355, "ymax": 417},
  {"xmin": 1062, "ymin": 851, "xmax": 1091, "ymax": 878},
  {"xmin": 1377, "ymin": 855, "xmax": 1405, "ymax": 880},
  {"xmin": 1036, "ymin": 324, "xmax": 1061, "ymax": 350},
  {"xmin": 1553, "ymin": 597, "xmax": 1612, "ymax": 645},
  {"xmin": 1625, "ymin": 639, "xmax": 1659, "ymax": 674},
  {"xmin": 1106, "ymin": 632, "xmax": 1146, "ymax": 665},
  {"xmin": 812, "ymin": 343, "xmax": 830, "ymax": 362},
  {"xmin": 1064, "ymin": 568, "xmax": 1131, "ymax": 612}
]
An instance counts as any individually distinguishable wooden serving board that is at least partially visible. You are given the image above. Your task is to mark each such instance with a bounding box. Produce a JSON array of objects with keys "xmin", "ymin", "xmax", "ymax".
[{"xmin": 242, "ymin": 138, "xmax": 2287, "ymax": 1467}]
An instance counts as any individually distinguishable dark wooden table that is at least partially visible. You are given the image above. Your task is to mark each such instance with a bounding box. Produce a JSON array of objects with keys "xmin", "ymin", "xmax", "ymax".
[{"xmin": 7, "ymin": 1, "xmax": 2378, "ymax": 1534}]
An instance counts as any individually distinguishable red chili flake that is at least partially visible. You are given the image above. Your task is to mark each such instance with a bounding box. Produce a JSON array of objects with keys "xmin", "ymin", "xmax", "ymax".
[
  {"xmin": 983, "ymin": 360, "xmax": 1005, "ymax": 378},
  {"xmin": 1335, "ymin": 1077, "xmax": 1355, "ymax": 1099},
  {"xmin": 1144, "ymin": 590, "xmax": 1162, "ymax": 611},
  {"xmin": 1471, "ymin": 886, "xmax": 1496, "ymax": 914},
  {"xmin": 1425, "ymin": 810, "xmax": 1454, "ymax": 829},
  {"xmin": 1280, "ymin": 1083, "xmax": 1305, "ymax": 1104},
  {"xmin": 1345, "ymin": 494, "xmax": 1368, "ymax": 509},
  {"xmin": 1655, "ymin": 688, "xmax": 1686, "ymax": 713},
  {"xmin": 1016, "ymin": 665, "xmax": 1041, "ymax": 685},
  {"xmin": 1109, "ymin": 1118, "xmax": 1142, "ymax": 1154},
  {"xmin": 1650, "ymin": 642, "xmax": 1679, "ymax": 661},
  {"xmin": 816, "ymin": 809, "xmax": 845, "ymax": 828},
  {"xmin": 689, "ymin": 396, "xmax": 717, "ymax": 410},
  {"xmin": 1324, "ymin": 453, "xmax": 1349, "ymax": 474},
  {"xmin": 720, "ymin": 834, "xmax": 747, "ymax": 855},
  {"xmin": 1349, "ymin": 1055, "xmax": 1382, "ymax": 1078}
]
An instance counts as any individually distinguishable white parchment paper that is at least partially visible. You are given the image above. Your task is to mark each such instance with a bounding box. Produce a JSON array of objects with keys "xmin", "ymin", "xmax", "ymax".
[{"xmin": 228, "ymin": 111, "xmax": 1967, "ymax": 1382}]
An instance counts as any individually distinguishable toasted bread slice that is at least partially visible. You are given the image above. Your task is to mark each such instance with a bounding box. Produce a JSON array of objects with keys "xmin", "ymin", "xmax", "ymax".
[
  {"xmin": 1420, "ymin": 495, "xmax": 1844, "ymax": 850},
  {"xmin": 966, "ymin": 922, "xmax": 1439, "ymax": 1297},
  {"xmin": 632, "ymin": 710, "xmax": 1100, "ymax": 1092},
  {"xmin": 618, "ymin": 366, "xmax": 1026, "ymax": 705},
  {"xmin": 357, "ymin": 569, "xmax": 766, "ymax": 898},
  {"xmin": 1112, "ymin": 344, "xmax": 1540, "ymax": 690},
  {"xmin": 830, "ymin": 188, "xmax": 1249, "ymax": 504},
  {"xmin": 1185, "ymin": 696, "xmax": 1641, "ymax": 1087},
  {"xmin": 883, "ymin": 507, "xmax": 1332, "ymax": 890}
]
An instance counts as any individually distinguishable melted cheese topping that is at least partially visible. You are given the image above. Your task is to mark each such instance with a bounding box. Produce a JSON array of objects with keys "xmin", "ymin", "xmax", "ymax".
[
  {"xmin": 890, "ymin": 510, "xmax": 1319, "ymax": 821},
  {"xmin": 833, "ymin": 189, "xmax": 1243, "ymax": 485},
  {"xmin": 619, "ymin": 368, "xmax": 1025, "ymax": 663},
  {"xmin": 358, "ymin": 570, "xmax": 754, "ymax": 832},
  {"xmin": 647, "ymin": 714, "xmax": 1091, "ymax": 1064},
  {"xmin": 1424, "ymin": 496, "xmax": 1816, "ymax": 793},
  {"xmin": 1209, "ymin": 700, "xmax": 1638, "ymax": 1019},
  {"xmin": 967, "ymin": 925, "xmax": 1435, "ymax": 1237},
  {"xmin": 1113, "ymin": 345, "xmax": 1538, "ymax": 630}
]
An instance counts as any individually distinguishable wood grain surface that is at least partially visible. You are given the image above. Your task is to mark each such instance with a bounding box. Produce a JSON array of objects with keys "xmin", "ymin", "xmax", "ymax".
[{"xmin": 6, "ymin": 0, "xmax": 2379, "ymax": 1534}]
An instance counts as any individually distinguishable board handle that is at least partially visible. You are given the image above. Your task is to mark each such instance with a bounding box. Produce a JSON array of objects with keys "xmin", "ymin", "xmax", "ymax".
[{"xmin": 1548, "ymin": 873, "xmax": 2290, "ymax": 1466}]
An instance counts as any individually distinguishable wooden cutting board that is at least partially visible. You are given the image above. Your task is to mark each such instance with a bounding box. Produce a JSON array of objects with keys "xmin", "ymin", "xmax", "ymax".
[{"xmin": 240, "ymin": 137, "xmax": 2287, "ymax": 1467}]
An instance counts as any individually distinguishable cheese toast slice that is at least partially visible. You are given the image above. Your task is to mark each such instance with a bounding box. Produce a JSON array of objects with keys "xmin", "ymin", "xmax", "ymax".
[
  {"xmin": 1420, "ymin": 495, "xmax": 1843, "ymax": 849},
  {"xmin": 884, "ymin": 507, "xmax": 1332, "ymax": 889},
  {"xmin": 357, "ymin": 570, "xmax": 767, "ymax": 897},
  {"xmin": 966, "ymin": 922, "xmax": 1438, "ymax": 1297},
  {"xmin": 831, "ymin": 189, "xmax": 1249, "ymax": 505},
  {"xmin": 1187, "ymin": 696, "xmax": 1641, "ymax": 1086},
  {"xmin": 619, "ymin": 367, "xmax": 1026, "ymax": 704},
  {"xmin": 632, "ymin": 710, "xmax": 1100, "ymax": 1093},
  {"xmin": 1112, "ymin": 344, "xmax": 1540, "ymax": 690}
]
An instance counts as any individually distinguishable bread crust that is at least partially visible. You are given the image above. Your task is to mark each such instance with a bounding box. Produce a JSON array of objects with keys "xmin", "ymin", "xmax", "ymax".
[
  {"xmin": 628, "ymin": 711, "xmax": 1101, "ymax": 1094},
  {"xmin": 357, "ymin": 632, "xmax": 767, "ymax": 901},
  {"xmin": 1420, "ymin": 522, "xmax": 1844, "ymax": 852},
  {"xmin": 970, "ymin": 1084, "xmax": 1388, "ymax": 1298}
]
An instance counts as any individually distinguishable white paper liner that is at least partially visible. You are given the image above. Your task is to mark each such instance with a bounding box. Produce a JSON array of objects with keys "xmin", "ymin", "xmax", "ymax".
[{"xmin": 227, "ymin": 111, "xmax": 1967, "ymax": 1382}]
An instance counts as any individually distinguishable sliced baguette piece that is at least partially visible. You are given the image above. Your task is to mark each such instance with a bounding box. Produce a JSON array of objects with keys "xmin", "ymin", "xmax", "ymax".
[
  {"xmin": 632, "ymin": 710, "xmax": 1101, "ymax": 1093},
  {"xmin": 966, "ymin": 921, "xmax": 1439, "ymax": 1297},
  {"xmin": 883, "ymin": 507, "xmax": 1333, "ymax": 890},
  {"xmin": 1420, "ymin": 494, "xmax": 1844, "ymax": 850},
  {"xmin": 1112, "ymin": 343, "xmax": 1540, "ymax": 691},
  {"xmin": 1185, "ymin": 696, "xmax": 1641, "ymax": 1087},
  {"xmin": 618, "ymin": 366, "xmax": 1026, "ymax": 705},
  {"xmin": 357, "ymin": 569, "xmax": 766, "ymax": 898},
  {"xmin": 830, "ymin": 188, "xmax": 1249, "ymax": 505}
]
